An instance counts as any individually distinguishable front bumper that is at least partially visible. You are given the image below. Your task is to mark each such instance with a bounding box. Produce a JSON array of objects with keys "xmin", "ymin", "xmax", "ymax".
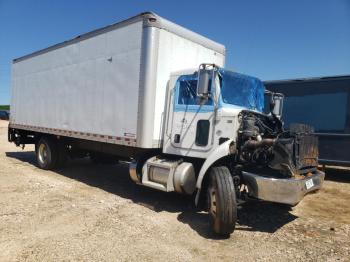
[{"xmin": 242, "ymin": 170, "xmax": 325, "ymax": 206}]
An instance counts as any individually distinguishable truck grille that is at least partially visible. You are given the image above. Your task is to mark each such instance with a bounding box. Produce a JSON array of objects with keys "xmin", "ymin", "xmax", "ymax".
[{"xmin": 294, "ymin": 134, "xmax": 319, "ymax": 169}]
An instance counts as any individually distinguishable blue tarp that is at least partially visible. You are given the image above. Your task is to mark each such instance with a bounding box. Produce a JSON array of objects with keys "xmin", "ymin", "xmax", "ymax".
[{"xmin": 218, "ymin": 68, "xmax": 265, "ymax": 112}]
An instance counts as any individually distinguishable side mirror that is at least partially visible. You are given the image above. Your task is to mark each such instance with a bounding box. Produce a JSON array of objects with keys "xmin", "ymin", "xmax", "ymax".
[
  {"xmin": 272, "ymin": 93, "xmax": 284, "ymax": 118},
  {"xmin": 197, "ymin": 68, "xmax": 211, "ymax": 99}
]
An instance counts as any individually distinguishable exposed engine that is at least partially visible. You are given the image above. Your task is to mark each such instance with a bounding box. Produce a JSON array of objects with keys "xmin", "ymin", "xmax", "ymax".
[{"xmin": 237, "ymin": 110, "xmax": 319, "ymax": 177}]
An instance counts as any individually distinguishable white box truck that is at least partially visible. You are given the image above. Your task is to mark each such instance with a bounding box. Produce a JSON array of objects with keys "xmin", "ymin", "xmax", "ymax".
[{"xmin": 9, "ymin": 12, "xmax": 324, "ymax": 236}]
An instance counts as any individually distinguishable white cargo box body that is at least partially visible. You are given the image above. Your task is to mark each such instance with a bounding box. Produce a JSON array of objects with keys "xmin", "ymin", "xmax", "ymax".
[{"xmin": 10, "ymin": 12, "xmax": 225, "ymax": 148}]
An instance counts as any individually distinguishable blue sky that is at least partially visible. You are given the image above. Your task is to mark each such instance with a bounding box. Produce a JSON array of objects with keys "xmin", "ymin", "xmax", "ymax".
[{"xmin": 0, "ymin": 0, "xmax": 349, "ymax": 104}]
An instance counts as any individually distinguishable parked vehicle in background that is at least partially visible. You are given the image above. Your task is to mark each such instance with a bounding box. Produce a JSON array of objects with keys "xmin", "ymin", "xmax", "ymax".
[
  {"xmin": 8, "ymin": 12, "xmax": 324, "ymax": 236},
  {"xmin": 0, "ymin": 110, "xmax": 9, "ymax": 120},
  {"xmin": 265, "ymin": 75, "xmax": 350, "ymax": 166}
]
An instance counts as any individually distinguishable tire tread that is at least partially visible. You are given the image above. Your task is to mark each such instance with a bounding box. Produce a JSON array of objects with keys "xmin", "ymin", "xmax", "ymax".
[{"xmin": 208, "ymin": 166, "xmax": 237, "ymax": 235}]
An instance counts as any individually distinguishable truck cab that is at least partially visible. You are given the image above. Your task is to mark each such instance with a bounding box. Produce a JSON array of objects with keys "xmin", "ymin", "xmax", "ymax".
[
  {"xmin": 163, "ymin": 65, "xmax": 263, "ymax": 158},
  {"xmin": 131, "ymin": 64, "xmax": 325, "ymax": 235}
]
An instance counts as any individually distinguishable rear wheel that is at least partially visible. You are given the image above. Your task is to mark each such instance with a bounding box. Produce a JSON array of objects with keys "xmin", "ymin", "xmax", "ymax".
[
  {"xmin": 35, "ymin": 137, "xmax": 59, "ymax": 170},
  {"xmin": 207, "ymin": 166, "xmax": 237, "ymax": 236}
]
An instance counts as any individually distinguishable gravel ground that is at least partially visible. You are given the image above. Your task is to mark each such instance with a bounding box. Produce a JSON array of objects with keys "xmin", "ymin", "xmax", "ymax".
[{"xmin": 0, "ymin": 120, "xmax": 349, "ymax": 261}]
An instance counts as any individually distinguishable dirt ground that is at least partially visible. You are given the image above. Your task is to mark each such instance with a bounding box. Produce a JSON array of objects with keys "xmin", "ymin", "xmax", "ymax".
[{"xmin": 0, "ymin": 120, "xmax": 349, "ymax": 261}]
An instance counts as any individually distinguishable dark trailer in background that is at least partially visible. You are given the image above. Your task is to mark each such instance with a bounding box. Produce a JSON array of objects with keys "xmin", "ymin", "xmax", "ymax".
[{"xmin": 265, "ymin": 75, "xmax": 350, "ymax": 166}]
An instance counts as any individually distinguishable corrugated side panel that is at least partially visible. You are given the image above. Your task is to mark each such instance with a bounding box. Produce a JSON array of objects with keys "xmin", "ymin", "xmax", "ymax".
[
  {"xmin": 11, "ymin": 21, "xmax": 143, "ymax": 142},
  {"xmin": 153, "ymin": 29, "xmax": 225, "ymax": 145}
]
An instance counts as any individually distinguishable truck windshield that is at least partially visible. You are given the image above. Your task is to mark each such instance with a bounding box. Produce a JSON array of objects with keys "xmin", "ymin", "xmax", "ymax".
[{"xmin": 219, "ymin": 69, "xmax": 265, "ymax": 112}]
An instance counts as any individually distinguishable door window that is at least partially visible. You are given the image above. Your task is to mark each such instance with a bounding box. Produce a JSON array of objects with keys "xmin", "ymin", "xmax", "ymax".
[{"xmin": 175, "ymin": 74, "xmax": 214, "ymax": 112}]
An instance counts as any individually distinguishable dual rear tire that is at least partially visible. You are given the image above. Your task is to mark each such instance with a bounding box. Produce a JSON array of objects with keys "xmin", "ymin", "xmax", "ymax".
[{"xmin": 35, "ymin": 136, "xmax": 67, "ymax": 170}]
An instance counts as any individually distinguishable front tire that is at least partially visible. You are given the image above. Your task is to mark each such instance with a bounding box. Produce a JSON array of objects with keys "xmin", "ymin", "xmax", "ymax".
[{"xmin": 207, "ymin": 166, "xmax": 237, "ymax": 236}]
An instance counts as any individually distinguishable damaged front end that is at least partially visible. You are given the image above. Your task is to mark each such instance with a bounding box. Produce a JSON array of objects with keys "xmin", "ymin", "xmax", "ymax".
[
  {"xmin": 269, "ymin": 123, "xmax": 319, "ymax": 177},
  {"xmin": 236, "ymin": 111, "xmax": 325, "ymax": 205}
]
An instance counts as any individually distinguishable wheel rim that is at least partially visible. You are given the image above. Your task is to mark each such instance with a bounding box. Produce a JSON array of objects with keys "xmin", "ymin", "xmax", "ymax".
[{"xmin": 38, "ymin": 143, "xmax": 48, "ymax": 164}]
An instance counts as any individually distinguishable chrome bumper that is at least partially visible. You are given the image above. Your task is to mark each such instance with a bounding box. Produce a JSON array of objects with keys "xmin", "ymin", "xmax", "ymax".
[{"xmin": 242, "ymin": 170, "xmax": 325, "ymax": 206}]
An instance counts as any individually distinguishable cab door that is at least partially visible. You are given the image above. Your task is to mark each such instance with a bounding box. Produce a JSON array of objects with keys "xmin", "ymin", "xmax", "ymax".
[{"xmin": 166, "ymin": 74, "xmax": 215, "ymax": 157}]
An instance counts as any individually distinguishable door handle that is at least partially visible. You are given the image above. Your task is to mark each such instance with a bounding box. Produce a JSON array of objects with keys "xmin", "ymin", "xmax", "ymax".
[{"xmin": 174, "ymin": 134, "xmax": 180, "ymax": 143}]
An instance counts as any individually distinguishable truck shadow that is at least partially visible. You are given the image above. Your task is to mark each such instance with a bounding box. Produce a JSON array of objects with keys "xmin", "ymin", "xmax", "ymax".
[
  {"xmin": 6, "ymin": 150, "xmax": 297, "ymax": 239},
  {"xmin": 324, "ymin": 167, "xmax": 350, "ymax": 183},
  {"xmin": 177, "ymin": 202, "xmax": 297, "ymax": 238}
]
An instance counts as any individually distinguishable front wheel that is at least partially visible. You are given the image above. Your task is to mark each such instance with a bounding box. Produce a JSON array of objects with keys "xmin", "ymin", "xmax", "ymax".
[{"xmin": 207, "ymin": 166, "xmax": 237, "ymax": 236}]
